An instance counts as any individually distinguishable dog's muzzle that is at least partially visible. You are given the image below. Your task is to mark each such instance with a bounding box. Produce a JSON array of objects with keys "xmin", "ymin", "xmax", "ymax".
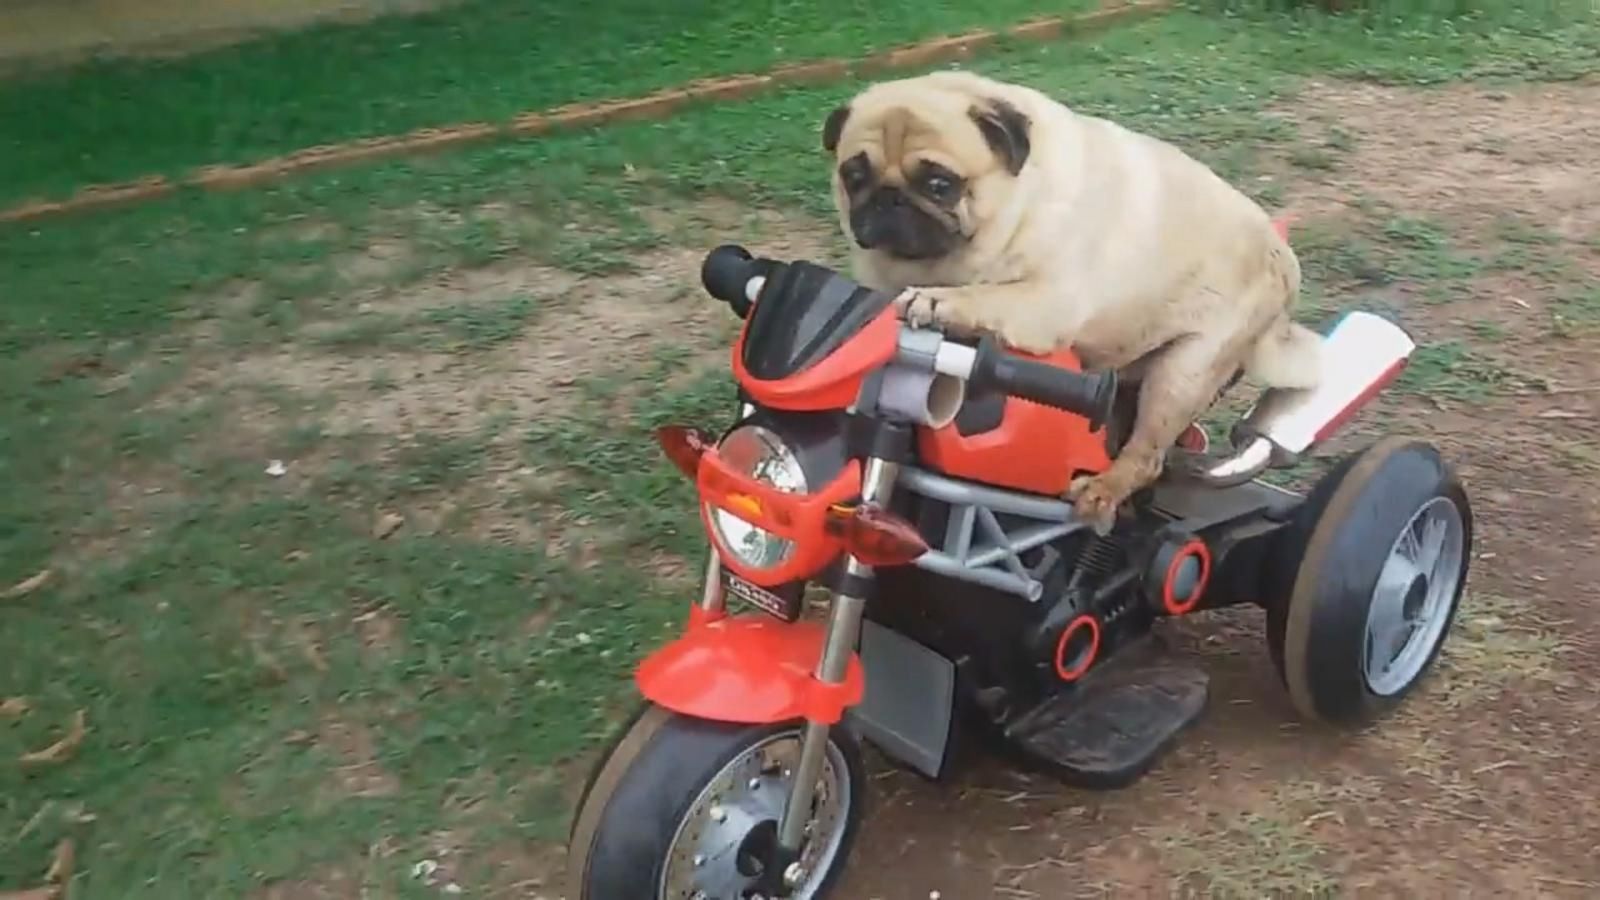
[{"xmin": 850, "ymin": 189, "xmax": 959, "ymax": 260}]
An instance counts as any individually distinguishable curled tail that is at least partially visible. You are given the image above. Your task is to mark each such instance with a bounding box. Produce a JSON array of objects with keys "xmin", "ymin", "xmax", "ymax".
[{"xmin": 1246, "ymin": 314, "xmax": 1322, "ymax": 389}]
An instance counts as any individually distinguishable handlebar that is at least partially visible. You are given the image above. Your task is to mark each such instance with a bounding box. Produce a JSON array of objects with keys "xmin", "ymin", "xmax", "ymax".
[
  {"xmin": 969, "ymin": 338, "xmax": 1117, "ymax": 431},
  {"xmin": 701, "ymin": 244, "xmax": 766, "ymax": 318},
  {"xmin": 701, "ymin": 245, "xmax": 1117, "ymax": 427}
]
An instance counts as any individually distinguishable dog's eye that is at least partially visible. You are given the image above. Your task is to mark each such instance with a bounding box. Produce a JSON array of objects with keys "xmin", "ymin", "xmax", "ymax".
[
  {"xmin": 922, "ymin": 174, "xmax": 958, "ymax": 201},
  {"xmin": 840, "ymin": 167, "xmax": 869, "ymax": 191}
]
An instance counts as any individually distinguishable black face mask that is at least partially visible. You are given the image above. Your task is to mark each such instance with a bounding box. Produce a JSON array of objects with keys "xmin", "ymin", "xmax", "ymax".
[{"xmin": 850, "ymin": 187, "xmax": 960, "ymax": 261}]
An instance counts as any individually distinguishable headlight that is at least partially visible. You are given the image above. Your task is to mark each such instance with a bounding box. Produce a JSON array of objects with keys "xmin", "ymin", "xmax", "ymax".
[{"xmin": 709, "ymin": 424, "xmax": 808, "ymax": 569}]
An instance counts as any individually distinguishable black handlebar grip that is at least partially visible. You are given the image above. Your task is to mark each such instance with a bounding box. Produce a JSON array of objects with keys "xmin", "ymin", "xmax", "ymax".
[
  {"xmin": 701, "ymin": 244, "xmax": 760, "ymax": 317},
  {"xmin": 971, "ymin": 337, "xmax": 1118, "ymax": 430}
]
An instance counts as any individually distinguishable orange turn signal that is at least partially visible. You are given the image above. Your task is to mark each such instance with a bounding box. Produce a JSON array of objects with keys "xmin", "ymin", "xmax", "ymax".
[
  {"xmin": 824, "ymin": 503, "xmax": 930, "ymax": 567},
  {"xmin": 723, "ymin": 492, "xmax": 764, "ymax": 519},
  {"xmin": 655, "ymin": 425, "xmax": 712, "ymax": 478}
]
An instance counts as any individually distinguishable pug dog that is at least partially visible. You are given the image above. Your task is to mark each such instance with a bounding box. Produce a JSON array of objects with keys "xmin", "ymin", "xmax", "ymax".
[{"xmin": 822, "ymin": 70, "xmax": 1322, "ymax": 531}]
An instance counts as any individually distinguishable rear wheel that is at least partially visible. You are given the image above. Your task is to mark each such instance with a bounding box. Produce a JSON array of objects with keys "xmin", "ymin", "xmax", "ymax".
[
  {"xmin": 1263, "ymin": 437, "xmax": 1472, "ymax": 724},
  {"xmin": 566, "ymin": 705, "xmax": 865, "ymax": 899}
]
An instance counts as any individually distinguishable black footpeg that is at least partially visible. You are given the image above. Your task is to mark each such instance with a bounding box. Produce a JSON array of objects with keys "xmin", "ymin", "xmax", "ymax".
[{"xmin": 1005, "ymin": 649, "xmax": 1208, "ymax": 789}]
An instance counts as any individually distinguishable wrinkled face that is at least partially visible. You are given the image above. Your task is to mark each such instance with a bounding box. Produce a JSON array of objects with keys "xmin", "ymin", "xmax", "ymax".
[
  {"xmin": 834, "ymin": 145, "xmax": 965, "ymax": 261},
  {"xmin": 822, "ymin": 81, "xmax": 1031, "ymax": 262}
]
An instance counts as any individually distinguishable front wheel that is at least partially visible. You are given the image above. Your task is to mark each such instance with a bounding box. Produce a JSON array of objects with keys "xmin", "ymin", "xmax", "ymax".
[
  {"xmin": 566, "ymin": 704, "xmax": 865, "ymax": 900},
  {"xmin": 1264, "ymin": 436, "xmax": 1473, "ymax": 724}
]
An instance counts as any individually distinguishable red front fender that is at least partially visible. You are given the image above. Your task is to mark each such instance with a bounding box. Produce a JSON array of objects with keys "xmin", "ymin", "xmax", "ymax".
[{"xmin": 635, "ymin": 613, "xmax": 865, "ymax": 725}]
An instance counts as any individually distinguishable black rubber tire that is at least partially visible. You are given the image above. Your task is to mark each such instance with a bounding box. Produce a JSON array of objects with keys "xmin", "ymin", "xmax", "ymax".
[
  {"xmin": 568, "ymin": 699, "xmax": 654, "ymax": 842},
  {"xmin": 1261, "ymin": 437, "xmax": 1472, "ymax": 725},
  {"xmin": 1262, "ymin": 449, "xmax": 1363, "ymax": 686},
  {"xmin": 565, "ymin": 705, "xmax": 867, "ymax": 900}
]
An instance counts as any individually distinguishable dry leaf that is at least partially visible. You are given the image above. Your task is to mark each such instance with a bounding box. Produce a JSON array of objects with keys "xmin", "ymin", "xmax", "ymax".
[
  {"xmin": 45, "ymin": 839, "xmax": 74, "ymax": 885},
  {"xmin": 372, "ymin": 512, "xmax": 404, "ymax": 540},
  {"xmin": 19, "ymin": 710, "xmax": 87, "ymax": 767},
  {"xmin": 1537, "ymin": 409, "xmax": 1584, "ymax": 419},
  {"xmin": 3, "ymin": 570, "xmax": 52, "ymax": 599},
  {"xmin": 1, "ymin": 697, "xmax": 29, "ymax": 718},
  {"xmin": 0, "ymin": 888, "xmax": 59, "ymax": 899}
]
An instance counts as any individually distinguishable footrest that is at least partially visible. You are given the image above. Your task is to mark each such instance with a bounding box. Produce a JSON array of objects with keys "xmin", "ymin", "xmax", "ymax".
[{"xmin": 1006, "ymin": 652, "xmax": 1209, "ymax": 789}]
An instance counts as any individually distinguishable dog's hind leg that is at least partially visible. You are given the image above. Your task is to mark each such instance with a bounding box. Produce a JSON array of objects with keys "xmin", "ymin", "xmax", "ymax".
[{"xmin": 1067, "ymin": 320, "xmax": 1261, "ymax": 532}]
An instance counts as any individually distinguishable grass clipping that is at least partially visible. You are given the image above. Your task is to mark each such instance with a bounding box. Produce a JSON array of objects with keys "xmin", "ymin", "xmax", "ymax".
[
  {"xmin": 1436, "ymin": 592, "xmax": 1568, "ymax": 704},
  {"xmin": 1153, "ymin": 809, "xmax": 1337, "ymax": 896}
]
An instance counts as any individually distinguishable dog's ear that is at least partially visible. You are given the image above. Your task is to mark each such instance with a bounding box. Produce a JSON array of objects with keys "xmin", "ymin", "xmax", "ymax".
[
  {"xmin": 822, "ymin": 104, "xmax": 851, "ymax": 154},
  {"xmin": 970, "ymin": 99, "xmax": 1031, "ymax": 176}
]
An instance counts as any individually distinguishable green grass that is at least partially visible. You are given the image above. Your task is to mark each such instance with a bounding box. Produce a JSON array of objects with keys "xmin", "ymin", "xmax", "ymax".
[
  {"xmin": 3, "ymin": 4, "xmax": 1600, "ymax": 894},
  {"xmin": 527, "ymin": 363, "xmax": 739, "ymax": 559},
  {"xmin": 0, "ymin": 0, "xmax": 1097, "ymax": 206},
  {"xmin": 4, "ymin": 0, "xmax": 1595, "ymax": 209},
  {"xmin": 1396, "ymin": 340, "xmax": 1543, "ymax": 400},
  {"xmin": 1552, "ymin": 285, "xmax": 1600, "ymax": 335},
  {"xmin": 1, "ymin": 494, "xmax": 680, "ymax": 896}
]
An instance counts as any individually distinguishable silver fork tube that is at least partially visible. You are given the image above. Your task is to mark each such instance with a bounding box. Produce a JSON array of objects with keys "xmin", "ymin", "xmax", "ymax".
[
  {"xmin": 697, "ymin": 552, "xmax": 726, "ymax": 614},
  {"xmin": 778, "ymin": 457, "xmax": 900, "ymax": 858}
]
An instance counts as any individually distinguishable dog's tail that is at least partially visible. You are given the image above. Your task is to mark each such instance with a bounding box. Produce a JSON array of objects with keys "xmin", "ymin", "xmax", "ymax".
[{"xmin": 1245, "ymin": 313, "xmax": 1323, "ymax": 389}]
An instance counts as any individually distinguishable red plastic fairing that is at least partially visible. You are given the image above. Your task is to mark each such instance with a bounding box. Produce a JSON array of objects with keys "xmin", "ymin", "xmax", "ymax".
[
  {"xmin": 731, "ymin": 306, "xmax": 901, "ymax": 411},
  {"xmin": 918, "ymin": 346, "xmax": 1112, "ymax": 496},
  {"xmin": 695, "ymin": 448, "xmax": 863, "ymax": 587},
  {"xmin": 636, "ymin": 614, "xmax": 865, "ymax": 725}
]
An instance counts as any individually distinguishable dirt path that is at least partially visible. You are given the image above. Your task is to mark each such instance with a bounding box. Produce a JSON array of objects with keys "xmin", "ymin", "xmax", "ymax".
[{"xmin": 835, "ymin": 80, "xmax": 1600, "ymax": 898}]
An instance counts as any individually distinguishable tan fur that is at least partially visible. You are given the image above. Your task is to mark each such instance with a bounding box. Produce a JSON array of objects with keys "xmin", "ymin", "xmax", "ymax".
[{"xmin": 828, "ymin": 71, "xmax": 1323, "ymax": 529}]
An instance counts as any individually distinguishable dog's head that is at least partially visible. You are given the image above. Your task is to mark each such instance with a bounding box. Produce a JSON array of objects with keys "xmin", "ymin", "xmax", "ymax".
[{"xmin": 823, "ymin": 73, "xmax": 1033, "ymax": 262}]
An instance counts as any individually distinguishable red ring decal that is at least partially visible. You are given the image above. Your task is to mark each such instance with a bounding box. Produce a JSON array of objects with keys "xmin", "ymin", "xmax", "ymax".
[
  {"xmin": 1162, "ymin": 539, "xmax": 1212, "ymax": 616},
  {"xmin": 1054, "ymin": 614, "xmax": 1102, "ymax": 682}
]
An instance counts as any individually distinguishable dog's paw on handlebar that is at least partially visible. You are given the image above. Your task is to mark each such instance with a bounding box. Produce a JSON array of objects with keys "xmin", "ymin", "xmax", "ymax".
[
  {"xmin": 892, "ymin": 287, "xmax": 939, "ymax": 329},
  {"xmin": 893, "ymin": 285, "xmax": 989, "ymax": 339}
]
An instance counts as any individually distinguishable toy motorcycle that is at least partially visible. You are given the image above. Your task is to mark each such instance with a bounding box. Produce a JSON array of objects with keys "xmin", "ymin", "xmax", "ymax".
[{"xmin": 566, "ymin": 234, "xmax": 1472, "ymax": 899}]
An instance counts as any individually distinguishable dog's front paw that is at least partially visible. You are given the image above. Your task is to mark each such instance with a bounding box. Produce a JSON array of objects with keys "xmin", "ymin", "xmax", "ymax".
[
  {"xmin": 893, "ymin": 286, "xmax": 941, "ymax": 329},
  {"xmin": 894, "ymin": 286, "xmax": 981, "ymax": 335}
]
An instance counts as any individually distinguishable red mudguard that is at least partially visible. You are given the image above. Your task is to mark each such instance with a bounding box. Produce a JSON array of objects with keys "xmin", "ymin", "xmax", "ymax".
[{"xmin": 635, "ymin": 611, "xmax": 864, "ymax": 725}]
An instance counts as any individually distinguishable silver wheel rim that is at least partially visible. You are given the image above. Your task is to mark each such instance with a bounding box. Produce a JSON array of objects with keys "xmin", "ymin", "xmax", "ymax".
[
  {"xmin": 659, "ymin": 730, "xmax": 852, "ymax": 900},
  {"xmin": 1362, "ymin": 495, "xmax": 1465, "ymax": 696}
]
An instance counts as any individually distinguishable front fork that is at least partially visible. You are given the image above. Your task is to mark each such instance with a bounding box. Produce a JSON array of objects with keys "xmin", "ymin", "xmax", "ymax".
[{"xmin": 697, "ymin": 455, "xmax": 900, "ymax": 892}]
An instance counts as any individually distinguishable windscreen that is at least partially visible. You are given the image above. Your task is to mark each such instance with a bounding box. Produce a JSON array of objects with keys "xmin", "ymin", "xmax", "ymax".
[{"xmin": 740, "ymin": 261, "xmax": 896, "ymax": 380}]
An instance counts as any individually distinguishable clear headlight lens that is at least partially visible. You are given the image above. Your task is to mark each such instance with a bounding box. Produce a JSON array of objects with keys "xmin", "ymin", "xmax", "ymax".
[{"xmin": 709, "ymin": 425, "xmax": 807, "ymax": 569}]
